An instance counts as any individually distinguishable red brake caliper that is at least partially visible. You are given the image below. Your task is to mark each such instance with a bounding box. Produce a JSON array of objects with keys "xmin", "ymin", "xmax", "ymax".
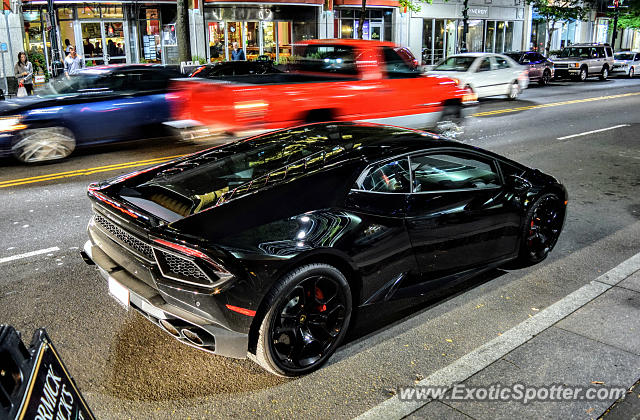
[{"xmin": 315, "ymin": 287, "xmax": 327, "ymax": 312}]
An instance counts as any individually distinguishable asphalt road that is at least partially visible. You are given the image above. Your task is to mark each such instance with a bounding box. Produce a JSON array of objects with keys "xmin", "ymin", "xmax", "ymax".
[{"xmin": 1, "ymin": 77, "xmax": 639, "ymax": 419}]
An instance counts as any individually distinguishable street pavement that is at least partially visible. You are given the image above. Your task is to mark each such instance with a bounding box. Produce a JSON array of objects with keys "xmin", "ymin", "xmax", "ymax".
[{"xmin": 0, "ymin": 77, "xmax": 639, "ymax": 419}]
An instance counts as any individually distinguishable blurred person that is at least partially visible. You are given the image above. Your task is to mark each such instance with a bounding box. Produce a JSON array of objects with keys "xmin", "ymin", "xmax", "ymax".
[
  {"xmin": 83, "ymin": 39, "xmax": 95, "ymax": 56},
  {"xmin": 231, "ymin": 42, "xmax": 245, "ymax": 61},
  {"xmin": 14, "ymin": 52, "xmax": 34, "ymax": 95},
  {"xmin": 64, "ymin": 38, "xmax": 72, "ymax": 54},
  {"xmin": 116, "ymin": 43, "xmax": 124, "ymax": 56},
  {"xmin": 64, "ymin": 46, "xmax": 84, "ymax": 76},
  {"xmin": 95, "ymin": 41, "xmax": 102, "ymax": 55},
  {"xmin": 108, "ymin": 40, "xmax": 117, "ymax": 57}
]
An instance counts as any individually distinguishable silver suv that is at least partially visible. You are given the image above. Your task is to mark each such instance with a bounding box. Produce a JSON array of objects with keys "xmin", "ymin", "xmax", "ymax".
[{"xmin": 552, "ymin": 43, "xmax": 614, "ymax": 81}]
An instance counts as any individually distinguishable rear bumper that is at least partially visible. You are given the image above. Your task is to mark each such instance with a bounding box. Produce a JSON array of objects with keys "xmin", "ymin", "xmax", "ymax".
[{"xmin": 82, "ymin": 239, "xmax": 249, "ymax": 359}]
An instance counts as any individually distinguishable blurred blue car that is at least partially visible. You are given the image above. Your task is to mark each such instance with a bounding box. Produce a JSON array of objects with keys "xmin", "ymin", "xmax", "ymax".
[{"xmin": 0, "ymin": 65, "xmax": 180, "ymax": 163}]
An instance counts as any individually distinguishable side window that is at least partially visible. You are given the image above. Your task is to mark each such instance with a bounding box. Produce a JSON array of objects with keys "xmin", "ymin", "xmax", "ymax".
[
  {"xmin": 124, "ymin": 70, "xmax": 168, "ymax": 91},
  {"xmin": 526, "ymin": 53, "xmax": 537, "ymax": 63},
  {"xmin": 606, "ymin": 47, "xmax": 613, "ymax": 58},
  {"xmin": 382, "ymin": 47, "xmax": 416, "ymax": 78},
  {"xmin": 495, "ymin": 56, "xmax": 510, "ymax": 69},
  {"xmin": 477, "ymin": 58, "xmax": 492, "ymax": 72},
  {"xmin": 410, "ymin": 153, "xmax": 501, "ymax": 192},
  {"xmin": 591, "ymin": 48, "xmax": 600, "ymax": 58},
  {"xmin": 356, "ymin": 158, "xmax": 411, "ymax": 193}
]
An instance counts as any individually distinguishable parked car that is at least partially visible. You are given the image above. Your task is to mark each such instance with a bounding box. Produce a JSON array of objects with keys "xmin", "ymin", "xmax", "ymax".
[
  {"xmin": 505, "ymin": 51, "xmax": 554, "ymax": 85},
  {"xmin": 189, "ymin": 60, "xmax": 282, "ymax": 78},
  {"xmin": 611, "ymin": 51, "xmax": 640, "ymax": 78},
  {"xmin": 427, "ymin": 53, "xmax": 529, "ymax": 100},
  {"xmin": 552, "ymin": 43, "xmax": 614, "ymax": 81},
  {"xmin": 168, "ymin": 39, "xmax": 475, "ymax": 138},
  {"xmin": 0, "ymin": 64, "xmax": 180, "ymax": 163},
  {"xmin": 82, "ymin": 122, "xmax": 567, "ymax": 376}
]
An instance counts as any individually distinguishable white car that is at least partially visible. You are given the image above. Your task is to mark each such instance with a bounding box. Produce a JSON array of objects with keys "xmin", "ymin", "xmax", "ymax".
[
  {"xmin": 612, "ymin": 51, "xmax": 640, "ymax": 77},
  {"xmin": 427, "ymin": 53, "xmax": 529, "ymax": 100}
]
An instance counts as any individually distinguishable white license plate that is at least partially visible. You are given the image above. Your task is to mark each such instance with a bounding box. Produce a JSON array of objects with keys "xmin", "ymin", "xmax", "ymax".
[{"xmin": 108, "ymin": 277, "xmax": 130, "ymax": 309}]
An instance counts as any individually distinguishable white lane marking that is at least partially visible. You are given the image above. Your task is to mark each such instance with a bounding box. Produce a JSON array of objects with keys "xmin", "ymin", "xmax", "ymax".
[
  {"xmin": 0, "ymin": 247, "xmax": 60, "ymax": 264},
  {"xmin": 355, "ymin": 251, "xmax": 640, "ymax": 420},
  {"xmin": 557, "ymin": 124, "xmax": 630, "ymax": 140}
]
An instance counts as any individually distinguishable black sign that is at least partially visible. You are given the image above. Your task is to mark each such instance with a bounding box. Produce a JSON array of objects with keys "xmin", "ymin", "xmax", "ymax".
[{"xmin": 14, "ymin": 339, "xmax": 94, "ymax": 420}]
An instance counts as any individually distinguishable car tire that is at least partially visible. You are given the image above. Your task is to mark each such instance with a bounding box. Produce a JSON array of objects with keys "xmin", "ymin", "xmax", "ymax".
[
  {"xmin": 515, "ymin": 193, "xmax": 564, "ymax": 266},
  {"xmin": 599, "ymin": 66, "xmax": 609, "ymax": 81},
  {"xmin": 629, "ymin": 68, "xmax": 635, "ymax": 78},
  {"xmin": 252, "ymin": 263, "xmax": 352, "ymax": 377},
  {"xmin": 435, "ymin": 103, "xmax": 464, "ymax": 138},
  {"xmin": 579, "ymin": 67, "xmax": 588, "ymax": 81},
  {"xmin": 539, "ymin": 69, "xmax": 551, "ymax": 86},
  {"xmin": 11, "ymin": 127, "xmax": 76, "ymax": 163},
  {"xmin": 506, "ymin": 81, "xmax": 519, "ymax": 100}
]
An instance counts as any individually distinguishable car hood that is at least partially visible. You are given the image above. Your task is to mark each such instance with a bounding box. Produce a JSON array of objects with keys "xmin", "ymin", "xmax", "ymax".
[
  {"xmin": 551, "ymin": 57, "xmax": 581, "ymax": 63},
  {"xmin": 614, "ymin": 60, "xmax": 632, "ymax": 64},
  {"xmin": 0, "ymin": 97, "xmax": 52, "ymax": 116}
]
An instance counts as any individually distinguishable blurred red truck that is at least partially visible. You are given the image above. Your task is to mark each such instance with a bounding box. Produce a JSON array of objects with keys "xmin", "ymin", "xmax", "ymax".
[{"xmin": 168, "ymin": 39, "xmax": 476, "ymax": 136}]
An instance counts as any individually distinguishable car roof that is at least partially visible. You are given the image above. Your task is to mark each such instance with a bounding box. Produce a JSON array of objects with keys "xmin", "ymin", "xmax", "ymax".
[{"xmin": 295, "ymin": 38, "xmax": 397, "ymax": 49}]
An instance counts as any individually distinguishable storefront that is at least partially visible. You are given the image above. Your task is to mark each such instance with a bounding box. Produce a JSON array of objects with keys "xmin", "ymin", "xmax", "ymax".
[
  {"xmin": 409, "ymin": 1, "xmax": 526, "ymax": 65},
  {"xmin": 203, "ymin": 4, "xmax": 320, "ymax": 62},
  {"xmin": 333, "ymin": 8, "xmax": 393, "ymax": 41},
  {"xmin": 21, "ymin": 1, "xmax": 179, "ymax": 71}
]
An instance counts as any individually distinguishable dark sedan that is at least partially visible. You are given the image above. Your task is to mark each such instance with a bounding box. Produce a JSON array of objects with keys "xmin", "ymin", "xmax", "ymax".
[
  {"xmin": 82, "ymin": 122, "xmax": 567, "ymax": 376},
  {"xmin": 189, "ymin": 60, "xmax": 281, "ymax": 78},
  {"xmin": 0, "ymin": 65, "xmax": 180, "ymax": 163},
  {"xmin": 505, "ymin": 51, "xmax": 554, "ymax": 85}
]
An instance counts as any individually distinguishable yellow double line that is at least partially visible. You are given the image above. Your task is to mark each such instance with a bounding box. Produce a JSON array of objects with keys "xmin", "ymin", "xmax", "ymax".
[
  {"xmin": 471, "ymin": 91, "xmax": 640, "ymax": 117},
  {"xmin": 0, "ymin": 154, "xmax": 184, "ymax": 188}
]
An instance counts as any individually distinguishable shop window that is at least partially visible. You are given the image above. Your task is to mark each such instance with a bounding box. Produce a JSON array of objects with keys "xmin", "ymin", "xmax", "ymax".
[
  {"xmin": 57, "ymin": 7, "xmax": 74, "ymax": 20},
  {"xmin": 77, "ymin": 5, "xmax": 99, "ymax": 19},
  {"xmin": 263, "ymin": 22, "xmax": 276, "ymax": 60},
  {"xmin": 246, "ymin": 22, "xmax": 260, "ymax": 61},
  {"xmin": 486, "ymin": 21, "xmax": 496, "ymax": 53},
  {"xmin": 207, "ymin": 22, "xmax": 225, "ymax": 61},
  {"xmin": 58, "ymin": 20, "xmax": 77, "ymax": 55},
  {"xmin": 278, "ymin": 22, "xmax": 292, "ymax": 60},
  {"xmin": 226, "ymin": 22, "xmax": 243, "ymax": 59},
  {"xmin": 505, "ymin": 21, "xmax": 514, "ymax": 52},
  {"xmin": 102, "ymin": 5, "xmax": 123, "ymax": 19},
  {"xmin": 496, "ymin": 21, "xmax": 505, "ymax": 53},
  {"xmin": 341, "ymin": 20, "xmax": 354, "ymax": 39},
  {"xmin": 293, "ymin": 21, "xmax": 316, "ymax": 43}
]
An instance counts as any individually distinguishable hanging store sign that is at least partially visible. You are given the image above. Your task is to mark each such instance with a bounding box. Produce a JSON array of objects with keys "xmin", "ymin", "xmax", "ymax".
[{"xmin": 467, "ymin": 6, "xmax": 489, "ymax": 17}]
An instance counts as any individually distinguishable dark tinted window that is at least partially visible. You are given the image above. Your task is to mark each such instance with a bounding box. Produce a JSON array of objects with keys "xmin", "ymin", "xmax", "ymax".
[
  {"xmin": 495, "ymin": 56, "xmax": 510, "ymax": 69},
  {"xmin": 294, "ymin": 45, "xmax": 358, "ymax": 75},
  {"xmin": 615, "ymin": 52, "xmax": 635, "ymax": 60},
  {"xmin": 560, "ymin": 47, "xmax": 591, "ymax": 58},
  {"xmin": 410, "ymin": 153, "xmax": 500, "ymax": 192},
  {"xmin": 606, "ymin": 47, "xmax": 613, "ymax": 57},
  {"xmin": 477, "ymin": 58, "xmax": 492, "ymax": 72},
  {"xmin": 434, "ymin": 56, "xmax": 476, "ymax": 71},
  {"xmin": 121, "ymin": 69, "xmax": 173, "ymax": 91},
  {"xmin": 357, "ymin": 159, "xmax": 411, "ymax": 193},
  {"xmin": 382, "ymin": 47, "xmax": 416, "ymax": 78},
  {"xmin": 505, "ymin": 53, "xmax": 523, "ymax": 62}
]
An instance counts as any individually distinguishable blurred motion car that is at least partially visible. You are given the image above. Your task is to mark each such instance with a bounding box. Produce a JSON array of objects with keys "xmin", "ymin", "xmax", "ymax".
[
  {"xmin": 612, "ymin": 51, "xmax": 640, "ymax": 77},
  {"xmin": 0, "ymin": 64, "xmax": 179, "ymax": 163},
  {"xmin": 393, "ymin": 46, "xmax": 420, "ymax": 70},
  {"xmin": 505, "ymin": 51, "xmax": 554, "ymax": 85},
  {"xmin": 189, "ymin": 60, "xmax": 282, "ymax": 78},
  {"xmin": 168, "ymin": 39, "xmax": 475, "ymax": 138},
  {"xmin": 82, "ymin": 122, "xmax": 567, "ymax": 376},
  {"xmin": 427, "ymin": 53, "xmax": 529, "ymax": 100},
  {"xmin": 552, "ymin": 43, "xmax": 614, "ymax": 81}
]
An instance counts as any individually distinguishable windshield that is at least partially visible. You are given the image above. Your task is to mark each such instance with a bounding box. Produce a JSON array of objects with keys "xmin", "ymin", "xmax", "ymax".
[
  {"xmin": 434, "ymin": 56, "xmax": 476, "ymax": 72},
  {"xmin": 559, "ymin": 47, "xmax": 591, "ymax": 58},
  {"xmin": 38, "ymin": 72, "xmax": 116, "ymax": 97},
  {"xmin": 505, "ymin": 53, "xmax": 523, "ymax": 62},
  {"xmin": 614, "ymin": 53, "xmax": 634, "ymax": 60}
]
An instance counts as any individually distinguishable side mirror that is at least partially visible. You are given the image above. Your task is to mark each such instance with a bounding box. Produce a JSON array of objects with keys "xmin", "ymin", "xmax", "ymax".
[{"xmin": 507, "ymin": 175, "xmax": 532, "ymax": 192}]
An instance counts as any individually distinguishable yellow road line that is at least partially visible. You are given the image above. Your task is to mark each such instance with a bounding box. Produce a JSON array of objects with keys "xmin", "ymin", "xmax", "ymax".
[
  {"xmin": 0, "ymin": 154, "xmax": 185, "ymax": 188},
  {"xmin": 471, "ymin": 91, "xmax": 640, "ymax": 117}
]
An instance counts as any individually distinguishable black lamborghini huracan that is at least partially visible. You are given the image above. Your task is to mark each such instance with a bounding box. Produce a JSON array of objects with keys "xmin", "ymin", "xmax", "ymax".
[{"xmin": 82, "ymin": 122, "xmax": 567, "ymax": 376}]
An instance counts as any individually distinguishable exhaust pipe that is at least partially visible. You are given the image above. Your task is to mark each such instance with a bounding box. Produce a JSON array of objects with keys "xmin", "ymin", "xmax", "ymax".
[
  {"xmin": 159, "ymin": 319, "xmax": 181, "ymax": 337},
  {"xmin": 181, "ymin": 328, "xmax": 214, "ymax": 347}
]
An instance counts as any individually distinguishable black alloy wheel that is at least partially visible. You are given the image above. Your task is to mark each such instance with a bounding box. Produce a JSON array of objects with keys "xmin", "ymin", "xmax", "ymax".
[
  {"xmin": 539, "ymin": 69, "xmax": 551, "ymax": 86},
  {"xmin": 519, "ymin": 194, "xmax": 564, "ymax": 264},
  {"xmin": 253, "ymin": 264, "xmax": 352, "ymax": 376}
]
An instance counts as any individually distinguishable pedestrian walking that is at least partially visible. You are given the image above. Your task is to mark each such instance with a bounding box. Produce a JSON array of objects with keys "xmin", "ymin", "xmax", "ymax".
[{"xmin": 14, "ymin": 52, "xmax": 34, "ymax": 96}]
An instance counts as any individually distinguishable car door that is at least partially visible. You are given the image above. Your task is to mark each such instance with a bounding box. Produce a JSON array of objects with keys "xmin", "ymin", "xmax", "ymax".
[
  {"xmin": 635, "ymin": 53, "xmax": 640, "ymax": 73},
  {"xmin": 494, "ymin": 55, "xmax": 516, "ymax": 94},
  {"xmin": 527, "ymin": 53, "xmax": 542, "ymax": 80},
  {"xmin": 472, "ymin": 57, "xmax": 497, "ymax": 97},
  {"xmin": 343, "ymin": 157, "xmax": 419, "ymax": 303},
  {"xmin": 405, "ymin": 150, "xmax": 521, "ymax": 279},
  {"xmin": 590, "ymin": 47, "xmax": 602, "ymax": 74}
]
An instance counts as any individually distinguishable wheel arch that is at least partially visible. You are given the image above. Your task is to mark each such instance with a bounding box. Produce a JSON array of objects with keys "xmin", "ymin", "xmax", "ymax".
[{"xmin": 247, "ymin": 249, "xmax": 361, "ymax": 354}]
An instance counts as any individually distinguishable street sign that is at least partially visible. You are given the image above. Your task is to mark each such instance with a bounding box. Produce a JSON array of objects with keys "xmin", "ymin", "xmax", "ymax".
[{"xmin": 0, "ymin": 42, "xmax": 7, "ymax": 52}]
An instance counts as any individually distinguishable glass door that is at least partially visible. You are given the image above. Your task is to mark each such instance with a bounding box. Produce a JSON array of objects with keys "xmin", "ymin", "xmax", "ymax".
[
  {"xmin": 103, "ymin": 21, "xmax": 126, "ymax": 63},
  {"xmin": 227, "ymin": 22, "xmax": 244, "ymax": 60},
  {"xmin": 370, "ymin": 22, "xmax": 383, "ymax": 41},
  {"xmin": 263, "ymin": 22, "xmax": 276, "ymax": 60},
  {"xmin": 80, "ymin": 22, "xmax": 104, "ymax": 66}
]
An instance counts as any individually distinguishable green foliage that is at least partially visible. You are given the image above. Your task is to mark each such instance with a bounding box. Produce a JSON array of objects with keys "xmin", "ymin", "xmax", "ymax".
[
  {"xmin": 398, "ymin": 0, "xmax": 433, "ymax": 12},
  {"xmin": 192, "ymin": 55, "xmax": 207, "ymax": 65},
  {"xmin": 613, "ymin": 0, "xmax": 640, "ymax": 30},
  {"xmin": 26, "ymin": 51, "xmax": 50, "ymax": 82},
  {"xmin": 526, "ymin": 0, "xmax": 593, "ymax": 22}
]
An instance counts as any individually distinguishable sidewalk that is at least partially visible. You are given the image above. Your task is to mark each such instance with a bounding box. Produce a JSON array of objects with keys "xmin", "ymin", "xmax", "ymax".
[{"xmin": 358, "ymin": 254, "xmax": 640, "ymax": 420}]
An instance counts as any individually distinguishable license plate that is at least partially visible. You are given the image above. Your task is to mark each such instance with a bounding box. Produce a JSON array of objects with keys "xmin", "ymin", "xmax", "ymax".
[{"xmin": 108, "ymin": 277, "xmax": 130, "ymax": 308}]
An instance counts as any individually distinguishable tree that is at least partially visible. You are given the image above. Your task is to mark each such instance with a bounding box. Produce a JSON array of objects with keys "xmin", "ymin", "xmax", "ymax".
[
  {"xmin": 176, "ymin": 0, "xmax": 192, "ymax": 63},
  {"xmin": 357, "ymin": 0, "xmax": 432, "ymax": 39},
  {"xmin": 612, "ymin": 0, "xmax": 640, "ymax": 30},
  {"xmin": 525, "ymin": 0, "xmax": 594, "ymax": 55}
]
